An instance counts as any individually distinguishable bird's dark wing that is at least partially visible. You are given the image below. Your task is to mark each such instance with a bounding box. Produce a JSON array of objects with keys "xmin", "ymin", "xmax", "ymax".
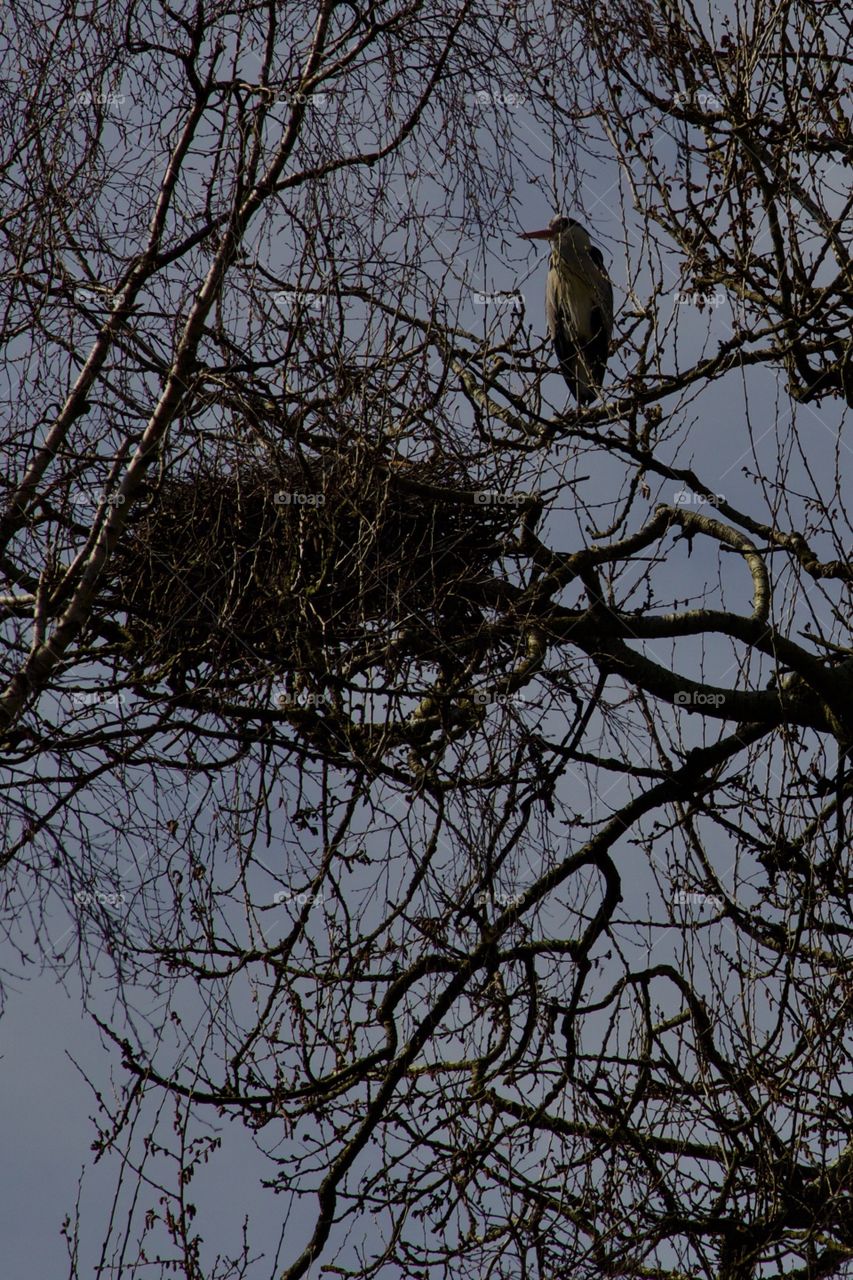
[
  {"xmin": 548, "ymin": 293, "xmax": 592, "ymax": 404},
  {"xmin": 584, "ymin": 306, "xmax": 610, "ymax": 387},
  {"xmin": 584, "ymin": 260, "xmax": 613, "ymax": 389},
  {"xmin": 595, "ymin": 263, "xmax": 614, "ymax": 336},
  {"xmin": 548, "ymin": 298, "xmax": 575, "ymax": 368}
]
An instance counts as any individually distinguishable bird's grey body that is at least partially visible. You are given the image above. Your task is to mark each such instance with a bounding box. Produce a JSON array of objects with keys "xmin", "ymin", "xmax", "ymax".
[{"xmin": 521, "ymin": 215, "xmax": 613, "ymax": 404}]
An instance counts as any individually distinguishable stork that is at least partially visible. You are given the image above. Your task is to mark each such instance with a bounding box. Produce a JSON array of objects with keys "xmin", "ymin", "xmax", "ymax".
[{"xmin": 520, "ymin": 215, "xmax": 613, "ymax": 404}]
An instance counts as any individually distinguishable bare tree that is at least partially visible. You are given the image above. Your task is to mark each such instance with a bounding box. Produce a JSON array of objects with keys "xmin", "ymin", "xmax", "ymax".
[{"xmin": 1, "ymin": 0, "xmax": 852, "ymax": 1278}]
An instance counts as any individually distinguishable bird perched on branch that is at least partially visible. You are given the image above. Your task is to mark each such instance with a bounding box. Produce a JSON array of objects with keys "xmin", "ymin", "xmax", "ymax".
[{"xmin": 520, "ymin": 214, "xmax": 613, "ymax": 404}]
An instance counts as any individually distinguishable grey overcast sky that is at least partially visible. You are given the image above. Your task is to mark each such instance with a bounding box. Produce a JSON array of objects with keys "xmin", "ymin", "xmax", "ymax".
[{"xmin": 1, "ymin": 0, "xmax": 852, "ymax": 1276}]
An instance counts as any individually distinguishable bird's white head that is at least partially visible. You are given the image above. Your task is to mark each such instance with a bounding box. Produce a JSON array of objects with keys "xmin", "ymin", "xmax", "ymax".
[{"xmin": 519, "ymin": 214, "xmax": 591, "ymax": 252}]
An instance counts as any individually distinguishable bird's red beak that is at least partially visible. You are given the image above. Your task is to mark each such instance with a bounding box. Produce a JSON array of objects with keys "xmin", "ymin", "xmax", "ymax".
[{"xmin": 519, "ymin": 227, "xmax": 554, "ymax": 240}]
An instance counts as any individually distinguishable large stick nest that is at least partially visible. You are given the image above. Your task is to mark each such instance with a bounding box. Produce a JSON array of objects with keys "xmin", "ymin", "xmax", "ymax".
[{"xmin": 110, "ymin": 449, "xmax": 519, "ymax": 683}]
